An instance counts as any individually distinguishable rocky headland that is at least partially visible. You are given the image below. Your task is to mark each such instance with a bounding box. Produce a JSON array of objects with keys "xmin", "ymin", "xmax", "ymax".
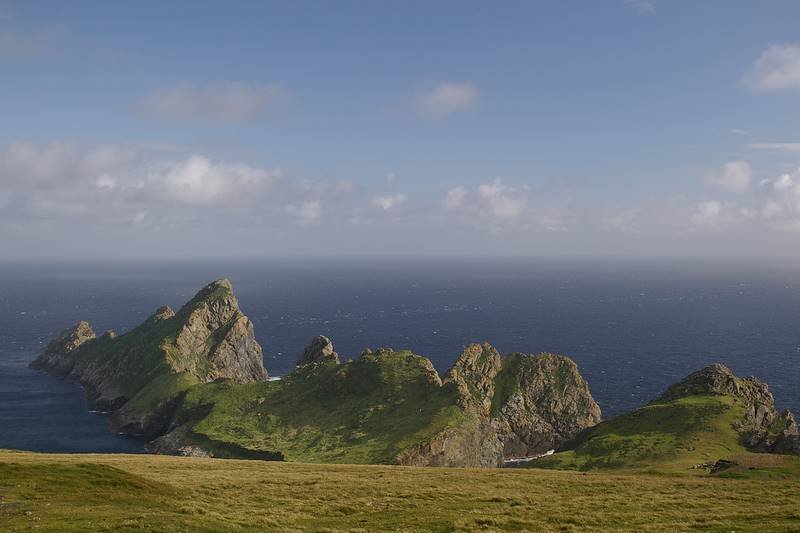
[{"xmin": 31, "ymin": 278, "xmax": 800, "ymax": 468}]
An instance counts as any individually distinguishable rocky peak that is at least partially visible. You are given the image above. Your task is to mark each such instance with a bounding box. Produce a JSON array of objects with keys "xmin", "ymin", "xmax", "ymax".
[
  {"xmin": 445, "ymin": 343, "xmax": 502, "ymax": 417},
  {"xmin": 658, "ymin": 363, "xmax": 798, "ymax": 453},
  {"xmin": 150, "ymin": 306, "xmax": 175, "ymax": 323},
  {"xmin": 656, "ymin": 363, "xmax": 772, "ymax": 405},
  {"xmin": 171, "ymin": 279, "xmax": 267, "ymax": 383},
  {"xmin": 30, "ymin": 321, "xmax": 96, "ymax": 374},
  {"xmin": 296, "ymin": 336, "xmax": 340, "ymax": 367}
]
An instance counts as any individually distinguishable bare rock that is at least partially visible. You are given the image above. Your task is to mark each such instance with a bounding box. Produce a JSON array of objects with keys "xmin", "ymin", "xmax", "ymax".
[
  {"xmin": 491, "ymin": 353, "xmax": 602, "ymax": 458},
  {"xmin": 296, "ymin": 335, "xmax": 340, "ymax": 367},
  {"xmin": 171, "ymin": 278, "xmax": 267, "ymax": 383},
  {"xmin": 30, "ymin": 321, "xmax": 96, "ymax": 374},
  {"xmin": 444, "ymin": 343, "xmax": 502, "ymax": 417}
]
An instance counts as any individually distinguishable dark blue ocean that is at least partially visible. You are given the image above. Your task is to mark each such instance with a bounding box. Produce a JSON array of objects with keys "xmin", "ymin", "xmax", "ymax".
[{"xmin": 1, "ymin": 259, "xmax": 798, "ymax": 453}]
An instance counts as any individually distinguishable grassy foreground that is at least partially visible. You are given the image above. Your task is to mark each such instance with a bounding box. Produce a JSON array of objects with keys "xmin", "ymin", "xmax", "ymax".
[{"xmin": 1, "ymin": 450, "xmax": 799, "ymax": 531}]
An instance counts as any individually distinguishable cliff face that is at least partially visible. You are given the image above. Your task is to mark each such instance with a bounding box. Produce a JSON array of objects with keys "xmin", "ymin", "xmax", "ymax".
[
  {"xmin": 445, "ymin": 342, "xmax": 502, "ymax": 417},
  {"xmin": 31, "ymin": 278, "xmax": 267, "ymax": 420},
  {"xmin": 397, "ymin": 344, "xmax": 602, "ymax": 466},
  {"xmin": 491, "ymin": 353, "xmax": 602, "ymax": 458},
  {"xmin": 655, "ymin": 363, "xmax": 799, "ymax": 454},
  {"xmin": 168, "ymin": 279, "xmax": 266, "ymax": 383}
]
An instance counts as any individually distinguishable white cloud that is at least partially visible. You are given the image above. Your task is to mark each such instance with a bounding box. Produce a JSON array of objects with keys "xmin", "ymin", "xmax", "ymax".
[
  {"xmin": 691, "ymin": 200, "xmax": 730, "ymax": 229},
  {"xmin": 772, "ymin": 173, "xmax": 794, "ymax": 191},
  {"xmin": 147, "ymin": 155, "xmax": 279, "ymax": 206},
  {"xmin": 131, "ymin": 210, "xmax": 147, "ymax": 224},
  {"xmin": 0, "ymin": 142, "xmax": 286, "ymax": 225},
  {"xmin": 443, "ymin": 186, "xmax": 467, "ymax": 210},
  {"xmin": 440, "ymin": 179, "xmax": 531, "ymax": 225},
  {"xmin": 417, "ymin": 82, "xmax": 479, "ymax": 118},
  {"xmin": 732, "ymin": 129, "xmax": 749, "ymax": 136},
  {"xmin": 285, "ymin": 200, "xmax": 322, "ymax": 225},
  {"xmin": 605, "ymin": 207, "xmax": 641, "ymax": 232},
  {"xmin": 744, "ymin": 44, "xmax": 800, "ymax": 92},
  {"xmin": 747, "ymin": 142, "xmax": 800, "ymax": 153},
  {"xmin": 706, "ymin": 160, "xmax": 752, "ymax": 192},
  {"xmin": 372, "ymin": 193, "xmax": 407, "ymax": 211},
  {"xmin": 140, "ymin": 82, "xmax": 287, "ymax": 123},
  {"xmin": 478, "ymin": 178, "xmax": 528, "ymax": 220},
  {"xmin": 624, "ymin": 0, "xmax": 655, "ymax": 14}
]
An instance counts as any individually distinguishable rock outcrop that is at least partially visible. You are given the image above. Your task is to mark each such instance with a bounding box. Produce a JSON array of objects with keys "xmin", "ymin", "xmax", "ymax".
[
  {"xmin": 169, "ymin": 279, "xmax": 266, "ymax": 383},
  {"xmin": 655, "ymin": 363, "xmax": 799, "ymax": 454},
  {"xmin": 296, "ymin": 335, "xmax": 340, "ymax": 367},
  {"xmin": 396, "ymin": 420, "xmax": 504, "ymax": 467},
  {"xmin": 30, "ymin": 321, "xmax": 96, "ymax": 375},
  {"xmin": 491, "ymin": 353, "xmax": 602, "ymax": 458},
  {"xmin": 444, "ymin": 342, "xmax": 502, "ymax": 417}
]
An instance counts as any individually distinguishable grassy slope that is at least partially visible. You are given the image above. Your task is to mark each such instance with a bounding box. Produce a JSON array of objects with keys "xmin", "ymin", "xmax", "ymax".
[
  {"xmin": 172, "ymin": 351, "xmax": 470, "ymax": 463},
  {"xmin": 1, "ymin": 450, "xmax": 799, "ymax": 531},
  {"xmin": 534, "ymin": 394, "xmax": 790, "ymax": 473}
]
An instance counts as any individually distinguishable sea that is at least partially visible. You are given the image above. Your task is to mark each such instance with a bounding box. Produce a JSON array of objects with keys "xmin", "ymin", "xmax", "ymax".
[{"xmin": 1, "ymin": 258, "xmax": 798, "ymax": 454}]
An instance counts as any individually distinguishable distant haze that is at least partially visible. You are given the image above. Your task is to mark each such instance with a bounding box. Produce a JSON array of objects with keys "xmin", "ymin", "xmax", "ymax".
[{"xmin": 2, "ymin": 1, "xmax": 800, "ymax": 260}]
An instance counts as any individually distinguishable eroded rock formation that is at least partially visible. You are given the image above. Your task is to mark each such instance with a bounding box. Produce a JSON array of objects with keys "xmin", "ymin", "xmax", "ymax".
[{"xmin": 296, "ymin": 335, "xmax": 340, "ymax": 367}]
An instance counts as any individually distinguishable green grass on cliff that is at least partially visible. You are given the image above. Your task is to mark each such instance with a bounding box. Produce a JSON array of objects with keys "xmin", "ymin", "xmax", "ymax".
[
  {"xmin": 171, "ymin": 350, "xmax": 470, "ymax": 464},
  {"xmin": 534, "ymin": 394, "xmax": 790, "ymax": 473},
  {"xmin": 1, "ymin": 449, "xmax": 799, "ymax": 531},
  {"xmin": 114, "ymin": 372, "xmax": 199, "ymax": 424}
]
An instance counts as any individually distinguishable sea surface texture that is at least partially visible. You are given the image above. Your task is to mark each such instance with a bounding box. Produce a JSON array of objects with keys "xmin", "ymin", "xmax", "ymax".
[{"xmin": 1, "ymin": 259, "xmax": 798, "ymax": 453}]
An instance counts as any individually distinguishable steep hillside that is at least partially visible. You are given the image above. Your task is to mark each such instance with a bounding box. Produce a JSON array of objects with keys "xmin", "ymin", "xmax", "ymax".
[
  {"xmin": 149, "ymin": 344, "xmax": 602, "ymax": 466},
  {"xmin": 535, "ymin": 364, "xmax": 800, "ymax": 472},
  {"xmin": 30, "ymin": 279, "xmax": 268, "ymax": 433}
]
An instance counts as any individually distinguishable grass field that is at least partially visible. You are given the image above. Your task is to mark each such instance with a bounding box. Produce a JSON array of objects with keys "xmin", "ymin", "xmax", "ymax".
[{"xmin": 1, "ymin": 449, "xmax": 799, "ymax": 531}]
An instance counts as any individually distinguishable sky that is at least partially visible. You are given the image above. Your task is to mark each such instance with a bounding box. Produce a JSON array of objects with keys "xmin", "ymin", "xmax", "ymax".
[{"xmin": 3, "ymin": 0, "xmax": 800, "ymax": 260}]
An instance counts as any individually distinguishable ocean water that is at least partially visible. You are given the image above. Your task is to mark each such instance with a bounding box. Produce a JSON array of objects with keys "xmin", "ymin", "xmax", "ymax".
[{"xmin": 1, "ymin": 259, "xmax": 798, "ymax": 453}]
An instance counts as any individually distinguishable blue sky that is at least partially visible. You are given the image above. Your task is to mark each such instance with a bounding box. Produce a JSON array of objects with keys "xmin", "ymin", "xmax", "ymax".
[{"xmin": 3, "ymin": 0, "xmax": 800, "ymax": 259}]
